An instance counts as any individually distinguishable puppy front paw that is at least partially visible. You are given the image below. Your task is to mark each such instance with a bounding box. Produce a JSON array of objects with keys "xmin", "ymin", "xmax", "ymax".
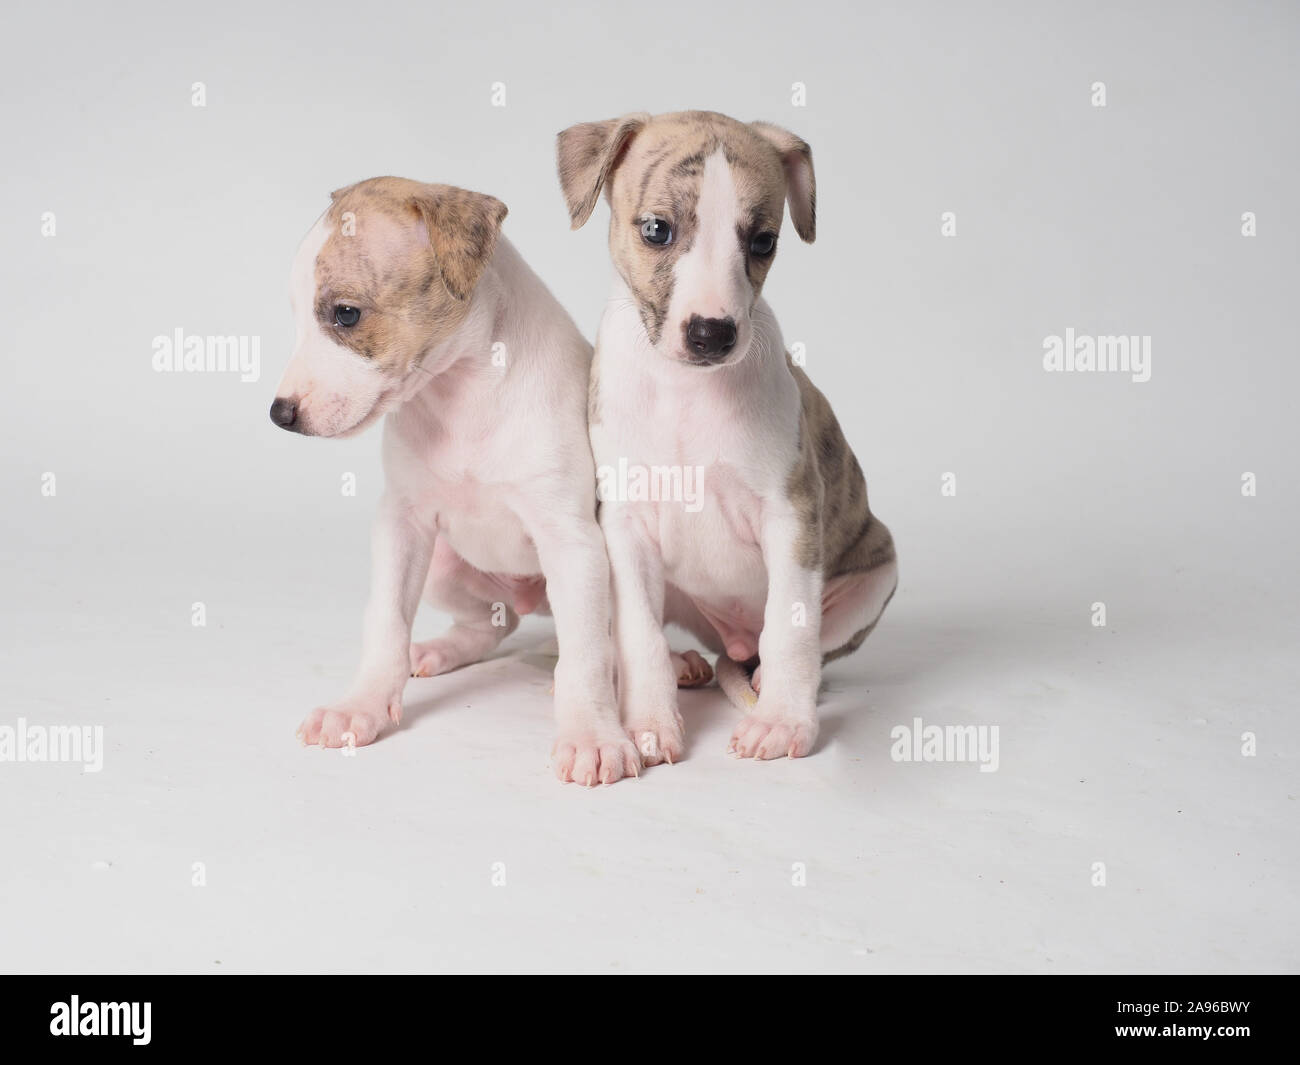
[
  {"xmin": 297, "ymin": 694, "xmax": 401, "ymax": 748},
  {"xmin": 552, "ymin": 729, "xmax": 641, "ymax": 786},
  {"xmin": 625, "ymin": 706, "xmax": 686, "ymax": 767},
  {"xmin": 728, "ymin": 709, "xmax": 817, "ymax": 760}
]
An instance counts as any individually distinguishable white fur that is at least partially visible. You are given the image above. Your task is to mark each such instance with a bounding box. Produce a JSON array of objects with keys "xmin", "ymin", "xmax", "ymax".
[
  {"xmin": 277, "ymin": 219, "xmax": 636, "ymax": 784},
  {"xmin": 593, "ymin": 279, "xmax": 818, "ymax": 757},
  {"xmin": 592, "ymin": 154, "xmax": 890, "ymax": 761}
]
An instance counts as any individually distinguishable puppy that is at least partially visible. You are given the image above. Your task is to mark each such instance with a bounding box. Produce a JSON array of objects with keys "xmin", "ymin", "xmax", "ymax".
[
  {"xmin": 271, "ymin": 176, "xmax": 640, "ymax": 785},
  {"xmin": 557, "ymin": 112, "xmax": 898, "ymax": 763}
]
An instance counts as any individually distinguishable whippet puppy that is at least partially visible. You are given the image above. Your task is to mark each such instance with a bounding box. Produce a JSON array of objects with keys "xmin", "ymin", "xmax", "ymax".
[
  {"xmin": 558, "ymin": 111, "xmax": 898, "ymax": 763},
  {"xmin": 271, "ymin": 176, "xmax": 643, "ymax": 784}
]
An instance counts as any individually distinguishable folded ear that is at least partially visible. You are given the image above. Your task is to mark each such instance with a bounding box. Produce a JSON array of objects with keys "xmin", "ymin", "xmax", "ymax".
[
  {"xmin": 411, "ymin": 185, "xmax": 508, "ymax": 301},
  {"xmin": 556, "ymin": 114, "xmax": 649, "ymax": 229},
  {"xmin": 750, "ymin": 122, "xmax": 816, "ymax": 243}
]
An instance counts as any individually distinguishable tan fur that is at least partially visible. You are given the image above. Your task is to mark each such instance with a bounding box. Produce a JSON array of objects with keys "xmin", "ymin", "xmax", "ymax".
[
  {"xmin": 316, "ymin": 177, "xmax": 507, "ymax": 372},
  {"xmin": 557, "ymin": 111, "xmax": 808, "ymax": 344},
  {"xmin": 557, "ymin": 114, "xmax": 649, "ymax": 229},
  {"xmin": 749, "ymin": 123, "xmax": 816, "ymax": 242}
]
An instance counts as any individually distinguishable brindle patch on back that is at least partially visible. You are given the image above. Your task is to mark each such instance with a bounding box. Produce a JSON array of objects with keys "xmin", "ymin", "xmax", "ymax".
[
  {"xmin": 316, "ymin": 177, "xmax": 506, "ymax": 373},
  {"xmin": 784, "ymin": 357, "xmax": 896, "ymax": 582}
]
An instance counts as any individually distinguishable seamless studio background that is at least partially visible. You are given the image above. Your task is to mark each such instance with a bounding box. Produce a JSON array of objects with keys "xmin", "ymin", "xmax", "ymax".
[{"xmin": 0, "ymin": 0, "xmax": 1296, "ymax": 972}]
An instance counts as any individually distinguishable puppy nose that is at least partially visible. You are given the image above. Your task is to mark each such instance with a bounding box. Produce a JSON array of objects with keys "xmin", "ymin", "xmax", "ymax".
[
  {"xmin": 685, "ymin": 315, "xmax": 737, "ymax": 360},
  {"xmin": 269, "ymin": 397, "xmax": 298, "ymax": 429}
]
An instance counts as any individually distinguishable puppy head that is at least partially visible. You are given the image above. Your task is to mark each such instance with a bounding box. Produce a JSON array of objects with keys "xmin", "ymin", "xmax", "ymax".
[
  {"xmin": 557, "ymin": 110, "xmax": 814, "ymax": 368},
  {"xmin": 271, "ymin": 177, "xmax": 507, "ymax": 437}
]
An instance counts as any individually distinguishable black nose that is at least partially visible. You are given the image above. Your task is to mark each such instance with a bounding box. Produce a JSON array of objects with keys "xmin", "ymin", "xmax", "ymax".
[
  {"xmin": 269, "ymin": 397, "xmax": 298, "ymax": 429},
  {"xmin": 685, "ymin": 315, "xmax": 737, "ymax": 360}
]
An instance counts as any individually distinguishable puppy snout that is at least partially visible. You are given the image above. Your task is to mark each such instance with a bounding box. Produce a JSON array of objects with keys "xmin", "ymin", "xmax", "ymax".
[
  {"xmin": 269, "ymin": 396, "xmax": 300, "ymax": 431},
  {"xmin": 684, "ymin": 315, "xmax": 737, "ymax": 361}
]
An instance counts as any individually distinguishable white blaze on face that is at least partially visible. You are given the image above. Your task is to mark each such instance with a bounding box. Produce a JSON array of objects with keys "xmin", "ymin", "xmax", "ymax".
[
  {"xmin": 276, "ymin": 215, "xmax": 389, "ymax": 437},
  {"xmin": 666, "ymin": 148, "xmax": 753, "ymax": 360}
]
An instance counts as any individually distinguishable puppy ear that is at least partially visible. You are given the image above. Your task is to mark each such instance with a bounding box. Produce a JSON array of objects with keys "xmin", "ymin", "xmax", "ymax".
[
  {"xmin": 750, "ymin": 122, "xmax": 816, "ymax": 243},
  {"xmin": 556, "ymin": 114, "xmax": 648, "ymax": 229},
  {"xmin": 411, "ymin": 185, "xmax": 509, "ymax": 301}
]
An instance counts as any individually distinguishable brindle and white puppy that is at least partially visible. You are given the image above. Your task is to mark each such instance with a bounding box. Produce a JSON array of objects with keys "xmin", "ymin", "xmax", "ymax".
[
  {"xmin": 558, "ymin": 111, "xmax": 898, "ymax": 762},
  {"xmin": 271, "ymin": 176, "xmax": 645, "ymax": 784}
]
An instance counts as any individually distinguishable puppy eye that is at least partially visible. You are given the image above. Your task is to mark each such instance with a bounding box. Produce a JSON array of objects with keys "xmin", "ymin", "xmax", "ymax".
[
  {"xmin": 334, "ymin": 305, "xmax": 361, "ymax": 327},
  {"xmin": 640, "ymin": 216, "xmax": 673, "ymax": 246},
  {"xmin": 749, "ymin": 231, "xmax": 777, "ymax": 256}
]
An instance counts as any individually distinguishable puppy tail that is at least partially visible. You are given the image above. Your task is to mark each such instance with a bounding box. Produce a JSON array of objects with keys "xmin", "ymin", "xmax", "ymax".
[{"xmin": 714, "ymin": 654, "xmax": 759, "ymax": 712}]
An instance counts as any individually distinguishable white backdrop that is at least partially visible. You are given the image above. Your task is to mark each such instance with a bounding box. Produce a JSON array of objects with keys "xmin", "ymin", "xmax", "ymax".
[{"xmin": 1, "ymin": 0, "xmax": 1296, "ymax": 973}]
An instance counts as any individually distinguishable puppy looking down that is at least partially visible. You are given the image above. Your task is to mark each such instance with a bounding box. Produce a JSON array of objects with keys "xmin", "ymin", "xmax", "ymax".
[
  {"xmin": 558, "ymin": 111, "xmax": 898, "ymax": 763},
  {"xmin": 270, "ymin": 176, "xmax": 640, "ymax": 784}
]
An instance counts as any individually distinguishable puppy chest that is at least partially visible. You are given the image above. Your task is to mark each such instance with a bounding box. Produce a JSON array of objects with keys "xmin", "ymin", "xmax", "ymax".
[
  {"xmin": 653, "ymin": 479, "xmax": 767, "ymax": 598},
  {"xmin": 432, "ymin": 486, "xmax": 538, "ymax": 576}
]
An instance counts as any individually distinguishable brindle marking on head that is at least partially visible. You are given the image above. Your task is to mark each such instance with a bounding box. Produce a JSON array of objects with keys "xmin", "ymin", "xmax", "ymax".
[
  {"xmin": 316, "ymin": 177, "xmax": 507, "ymax": 373},
  {"xmin": 557, "ymin": 111, "xmax": 815, "ymax": 346}
]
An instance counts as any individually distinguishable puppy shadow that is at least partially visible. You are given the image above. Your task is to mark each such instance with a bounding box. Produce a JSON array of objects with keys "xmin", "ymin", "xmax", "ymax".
[
  {"xmin": 686, "ymin": 610, "xmax": 1019, "ymax": 759},
  {"xmin": 808, "ymin": 606, "xmax": 1074, "ymax": 756},
  {"xmin": 398, "ymin": 635, "xmax": 556, "ymax": 733},
  {"xmin": 394, "ymin": 610, "xmax": 1013, "ymax": 758},
  {"xmin": 811, "ymin": 707, "xmax": 852, "ymax": 754},
  {"xmin": 677, "ymin": 684, "xmax": 738, "ymax": 760}
]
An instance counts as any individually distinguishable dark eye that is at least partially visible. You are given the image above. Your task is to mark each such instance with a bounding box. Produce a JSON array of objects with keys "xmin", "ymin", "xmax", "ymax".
[
  {"xmin": 334, "ymin": 305, "xmax": 360, "ymax": 327},
  {"xmin": 640, "ymin": 216, "xmax": 673, "ymax": 246},
  {"xmin": 749, "ymin": 231, "xmax": 777, "ymax": 256}
]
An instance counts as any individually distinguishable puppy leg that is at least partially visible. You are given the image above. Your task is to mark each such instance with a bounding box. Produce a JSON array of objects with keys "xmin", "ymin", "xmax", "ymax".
[
  {"xmin": 602, "ymin": 506, "xmax": 683, "ymax": 766},
  {"xmin": 409, "ymin": 538, "xmax": 520, "ymax": 677},
  {"xmin": 517, "ymin": 500, "xmax": 638, "ymax": 785},
  {"xmin": 820, "ymin": 559, "xmax": 898, "ymax": 662},
  {"xmin": 298, "ymin": 495, "xmax": 433, "ymax": 748},
  {"xmin": 729, "ymin": 506, "xmax": 823, "ymax": 759}
]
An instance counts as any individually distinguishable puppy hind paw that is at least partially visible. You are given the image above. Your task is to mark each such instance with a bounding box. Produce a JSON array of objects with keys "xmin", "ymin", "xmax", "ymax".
[
  {"xmin": 297, "ymin": 696, "xmax": 400, "ymax": 748},
  {"xmin": 409, "ymin": 631, "xmax": 496, "ymax": 678},
  {"xmin": 671, "ymin": 649, "xmax": 714, "ymax": 688}
]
